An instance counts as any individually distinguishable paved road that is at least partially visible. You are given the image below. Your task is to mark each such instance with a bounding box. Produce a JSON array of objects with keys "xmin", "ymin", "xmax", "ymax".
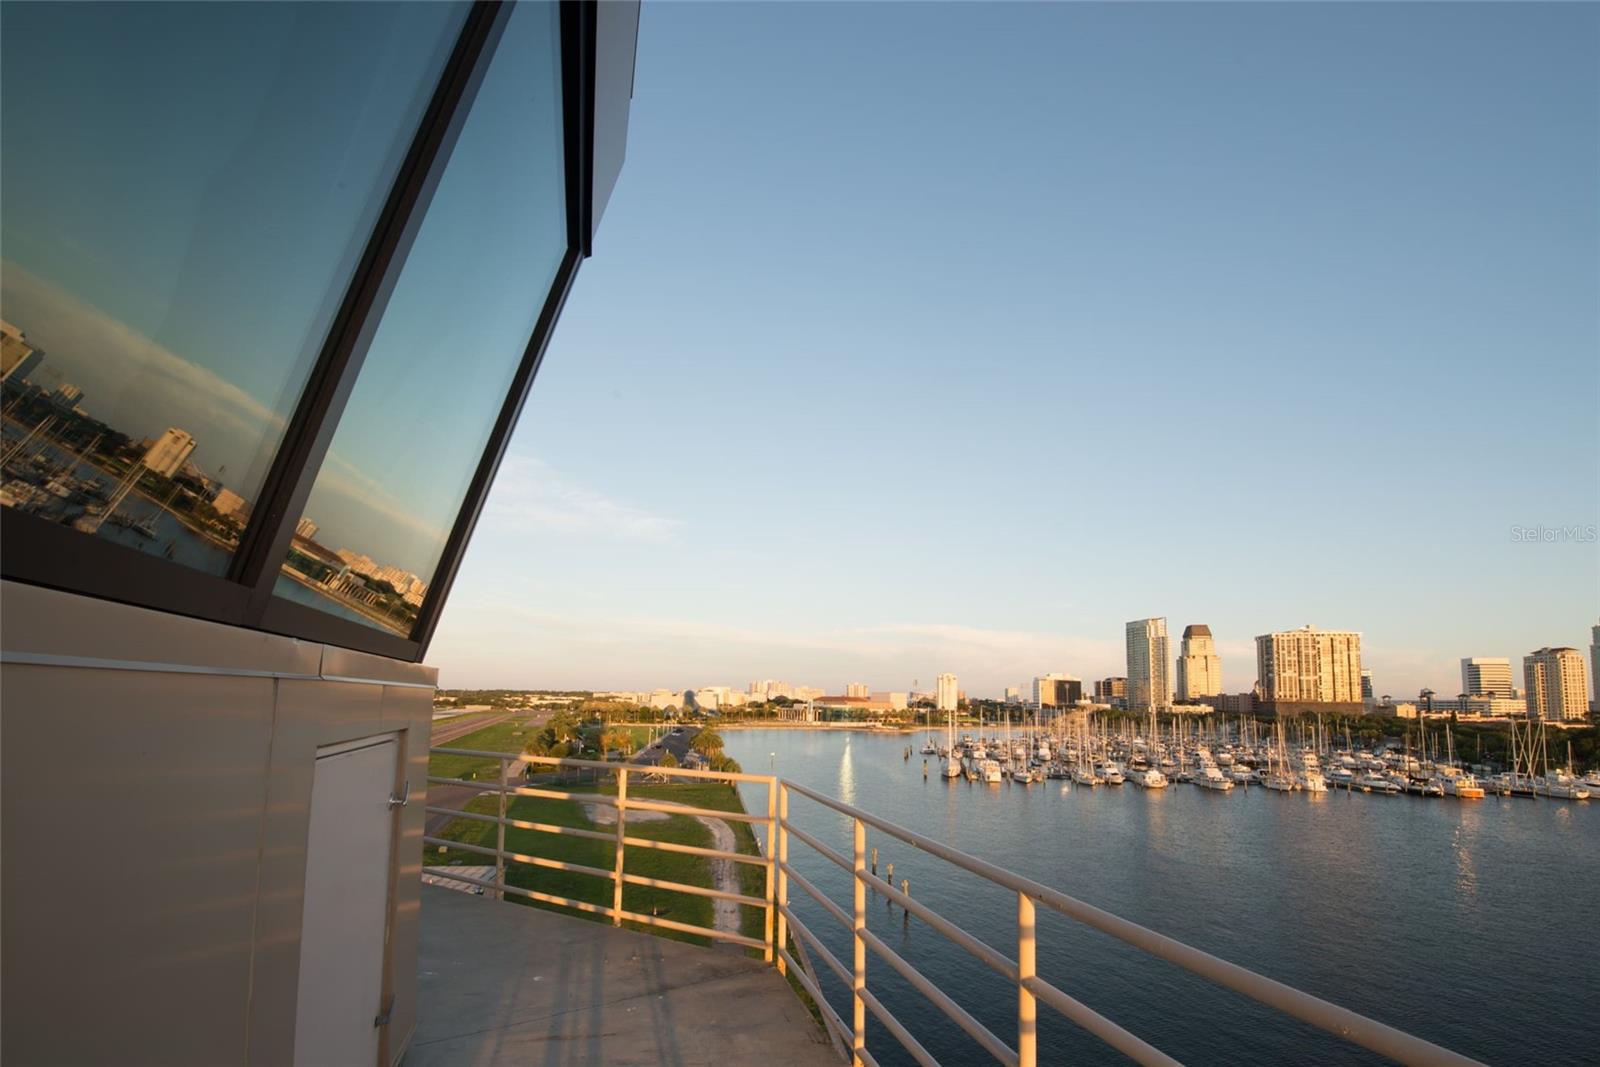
[
  {"xmin": 631, "ymin": 725, "xmax": 700, "ymax": 767},
  {"xmin": 425, "ymin": 712, "xmax": 550, "ymax": 835}
]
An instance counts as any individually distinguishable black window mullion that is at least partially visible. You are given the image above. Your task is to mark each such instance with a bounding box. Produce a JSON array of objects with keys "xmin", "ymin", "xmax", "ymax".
[{"xmin": 229, "ymin": 0, "xmax": 513, "ymax": 628}]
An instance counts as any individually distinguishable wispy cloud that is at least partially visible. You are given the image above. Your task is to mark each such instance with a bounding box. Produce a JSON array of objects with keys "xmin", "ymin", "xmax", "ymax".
[{"xmin": 484, "ymin": 456, "xmax": 684, "ymax": 542}]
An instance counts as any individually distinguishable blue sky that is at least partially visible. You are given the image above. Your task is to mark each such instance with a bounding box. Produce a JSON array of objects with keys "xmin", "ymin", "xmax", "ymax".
[{"xmin": 432, "ymin": 2, "xmax": 1598, "ymax": 698}]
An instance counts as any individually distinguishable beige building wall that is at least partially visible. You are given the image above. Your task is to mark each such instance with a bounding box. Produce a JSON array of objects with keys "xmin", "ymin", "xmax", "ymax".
[
  {"xmin": 1256, "ymin": 627, "xmax": 1362, "ymax": 704},
  {"xmin": 1523, "ymin": 647, "xmax": 1587, "ymax": 721},
  {"xmin": 1, "ymin": 581, "xmax": 436, "ymax": 1066}
]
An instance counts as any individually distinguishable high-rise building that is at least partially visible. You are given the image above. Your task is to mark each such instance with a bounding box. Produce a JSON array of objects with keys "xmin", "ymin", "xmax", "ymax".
[
  {"xmin": 295, "ymin": 517, "xmax": 319, "ymax": 541},
  {"xmin": 935, "ymin": 673, "xmax": 958, "ymax": 712},
  {"xmin": 1125, "ymin": 618, "xmax": 1171, "ymax": 713},
  {"xmin": 1175, "ymin": 624, "xmax": 1222, "ymax": 700},
  {"xmin": 1004, "ymin": 686, "xmax": 1022, "ymax": 704},
  {"xmin": 1523, "ymin": 647, "xmax": 1587, "ymax": 722},
  {"xmin": 845, "ymin": 682, "xmax": 870, "ymax": 698},
  {"xmin": 141, "ymin": 427, "xmax": 197, "ymax": 478},
  {"xmin": 1032, "ymin": 674, "xmax": 1082, "ymax": 708},
  {"xmin": 1360, "ymin": 670, "xmax": 1374, "ymax": 700},
  {"xmin": 1460, "ymin": 657, "xmax": 1513, "ymax": 698},
  {"xmin": 1255, "ymin": 626, "xmax": 1363, "ymax": 716},
  {"xmin": 50, "ymin": 383, "xmax": 84, "ymax": 408},
  {"xmin": 1590, "ymin": 623, "xmax": 1599, "ymax": 710}
]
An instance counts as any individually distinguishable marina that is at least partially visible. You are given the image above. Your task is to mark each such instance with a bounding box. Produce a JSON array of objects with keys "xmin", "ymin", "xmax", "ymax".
[
  {"xmin": 901, "ymin": 710, "xmax": 1592, "ymax": 803},
  {"xmin": 729, "ymin": 726, "xmax": 1596, "ymax": 1066}
]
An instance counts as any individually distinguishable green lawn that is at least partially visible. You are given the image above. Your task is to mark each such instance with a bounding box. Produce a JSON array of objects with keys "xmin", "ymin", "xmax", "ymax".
[
  {"xmin": 429, "ymin": 718, "xmax": 540, "ymax": 781},
  {"xmin": 427, "ymin": 777, "xmax": 771, "ymax": 949}
]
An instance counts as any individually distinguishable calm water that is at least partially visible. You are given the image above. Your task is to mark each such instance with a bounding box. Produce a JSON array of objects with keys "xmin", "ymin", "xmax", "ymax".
[{"xmin": 726, "ymin": 729, "xmax": 1596, "ymax": 1066}]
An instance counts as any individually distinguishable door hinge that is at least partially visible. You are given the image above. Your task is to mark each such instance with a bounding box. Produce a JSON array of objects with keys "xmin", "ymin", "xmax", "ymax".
[{"xmin": 374, "ymin": 993, "xmax": 395, "ymax": 1028}]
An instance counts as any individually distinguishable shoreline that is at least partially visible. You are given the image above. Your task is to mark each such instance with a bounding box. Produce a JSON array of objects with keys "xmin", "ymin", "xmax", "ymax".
[{"xmin": 719, "ymin": 722, "xmax": 921, "ymax": 733}]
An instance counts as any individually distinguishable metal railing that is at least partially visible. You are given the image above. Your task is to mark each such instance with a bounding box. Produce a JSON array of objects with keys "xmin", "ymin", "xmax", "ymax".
[
  {"xmin": 425, "ymin": 748, "xmax": 1481, "ymax": 1067},
  {"xmin": 425, "ymin": 747, "xmax": 777, "ymax": 953}
]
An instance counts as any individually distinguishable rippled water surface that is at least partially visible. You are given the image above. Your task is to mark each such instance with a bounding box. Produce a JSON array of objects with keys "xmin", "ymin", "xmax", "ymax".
[{"xmin": 726, "ymin": 728, "xmax": 1597, "ymax": 1065}]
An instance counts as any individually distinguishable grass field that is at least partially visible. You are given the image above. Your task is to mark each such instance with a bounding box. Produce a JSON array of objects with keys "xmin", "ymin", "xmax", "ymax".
[
  {"xmin": 427, "ymin": 777, "xmax": 770, "ymax": 949},
  {"xmin": 428, "ymin": 718, "xmax": 541, "ymax": 781}
]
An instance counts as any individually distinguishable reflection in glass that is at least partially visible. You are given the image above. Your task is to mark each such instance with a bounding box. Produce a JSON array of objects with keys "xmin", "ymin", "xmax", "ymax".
[
  {"xmin": 277, "ymin": 1, "xmax": 567, "ymax": 637},
  {"xmin": 0, "ymin": 2, "xmax": 465, "ymax": 574}
]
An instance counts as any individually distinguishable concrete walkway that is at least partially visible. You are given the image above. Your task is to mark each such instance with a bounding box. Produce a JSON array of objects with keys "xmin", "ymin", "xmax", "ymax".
[{"xmin": 408, "ymin": 885, "xmax": 838, "ymax": 1067}]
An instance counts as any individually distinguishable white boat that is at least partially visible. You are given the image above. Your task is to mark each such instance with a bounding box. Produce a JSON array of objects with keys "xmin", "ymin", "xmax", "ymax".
[
  {"xmin": 942, "ymin": 757, "xmax": 962, "ymax": 780},
  {"xmin": 1191, "ymin": 764, "xmax": 1234, "ymax": 792},
  {"xmin": 1128, "ymin": 764, "xmax": 1168, "ymax": 789},
  {"xmin": 1097, "ymin": 762, "xmax": 1125, "ymax": 785},
  {"xmin": 1442, "ymin": 773, "xmax": 1485, "ymax": 799},
  {"xmin": 980, "ymin": 759, "xmax": 1003, "ymax": 785},
  {"xmin": 1261, "ymin": 772, "xmax": 1297, "ymax": 792},
  {"xmin": 1228, "ymin": 766, "xmax": 1257, "ymax": 785},
  {"xmin": 1013, "ymin": 768, "xmax": 1035, "ymax": 784},
  {"xmin": 1357, "ymin": 773, "xmax": 1399, "ymax": 794},
  {"xmin": 1071, "ymin": 765, "xmax": 1102, "ymax": 786},
  {"xmin": 1535, "ymin": 772, "xmax": 1591, "ymax": 800}
]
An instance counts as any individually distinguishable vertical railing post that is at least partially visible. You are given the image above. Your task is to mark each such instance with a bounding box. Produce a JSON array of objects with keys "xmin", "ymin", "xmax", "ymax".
[
  {"xmin": 763, "ymin": 778, "xmax": 777, "ymax": 963},
  {"xmin": 852, "ymin": 817, "xmax": 867, "ymax": 1066},
  {"xmin": 1018, "ymin": 891, "xmax": 1037, "ymax": 1067},
  {"xmin": 495, "ymin": 756, "xmax": 508, "ymax": 901},
  {"xmin": 775, "ymin": 783, "xmax": 789, "ymax": 976},
  {"xmin": 612, "ymin": 767, "xmax": 628, "ymax": 925}
]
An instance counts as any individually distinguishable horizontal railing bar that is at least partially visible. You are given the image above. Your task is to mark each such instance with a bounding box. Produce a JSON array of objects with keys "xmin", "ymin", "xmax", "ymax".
[
  {"xmin": 782, "ymin": 865, "xmax": 854, "ymax": 934},
  {"xmin": 613, "ymin": 907, "xmax": 767, "ymax": 950},
  {"xmin": 858, "ymin": 867, "xmax": 1018, "ymax": 982},
  {"xmin": 782, "ymin": 907, "xmax": 854, "ymax": 991},
  {"xmin": 423, "ymin": 868, "xmax": 615, "ymax": 918},
  {"xmin": 621, "ymin": 797, "xmax": 770, "ymax": 824},
  {"xmin": 781, "ymin": 779, "xmax": 1480, "ymax": 1067},
  {"xmin": 423, "ymin": 837, "xmax": 615, "ymax": 882},
  {"xmin": 860, "ymin": 927, "xmax": 1017, "ymax": 1066},
  {"xmin": 620, "ymin": 872, "xmax": 767, "ymax": 909},
  {"xmin": 777, "ymin": 944, "xmax": 852, "ymax": 1052},
  {"xmin": 621, "ymin": 834, "xmax": 770, "ymax": 866},
  {"xmin": 424, "ymin": 807, "xmax": 615, "ymax": 843},
  {"xmin": 1024, "ymin": 976, "xmax": 1182, "ymax": 1067},
  {"xmin": 434, "ymin": 747, "xmax": 778, "ymax": 785},
  {"xmin": 784, "ymin": 822, "xmax": 852, "ymax": 874},
  {"xmin": 426, "ymin": 778, "xmax": 604, "ymax": 804},
  {"xmin": 861, "ymin": 986, "xmax": 939, "ymax": 1067}
]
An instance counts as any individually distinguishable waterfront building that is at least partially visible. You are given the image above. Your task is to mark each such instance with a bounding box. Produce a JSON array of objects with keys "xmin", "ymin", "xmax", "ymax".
[
  {"xmin": 935, "ymin": 672, "xmax": 958, "ymax": 712},
  {"xmin": 0, "ymin": 318, "xmax": 44, "ymax": 383},
  {"xmin": 1255, "ymin": 626, "xmax": 1363, "ymax": 717},
  {"xmin": 1125, "ymin": 618, "xmax": 1171, "ymax": 713},
  {"xmin": 1094, "ymin": 676, "xmax": 1128, "ymax": 704},
  {"xmin": 1523, "ymin": 647, "xmax": 1588, "ymax": 722},
  {"xmin": 1032, "ymin": 673, "xmax": 1083, "ymax": 708},
  {"xmin": 295, "ymin": 517, "xmax": 319, "ymax": 541},
  {"xmin": 869, "ymin": 691, "xmax": 909, "ymax": 710},
  {"xmin": 141, "ymin": 427, "xmax": 197, "ymax": 478},
  {"xmin": 1460, "ymin": 657, "xmax": 1513, "ymax": 698},
  {"xmin": 1360, "ymin": 669, "xmax": 1374, "ymax": 700},
  {"xmin": 1175, "ymin": 624, "xmax": 1222, "ymax": 700},
  {"xmin": 845, "ymin": 682, "xmax": 870, "ymax": 698},
  {"xmin": 211, "ymin": 488, "xmax": 250, "ymax": 520},
  {"xmin": 1004, "ymin": 685, "xmax": 1022, "ymax": 704}
]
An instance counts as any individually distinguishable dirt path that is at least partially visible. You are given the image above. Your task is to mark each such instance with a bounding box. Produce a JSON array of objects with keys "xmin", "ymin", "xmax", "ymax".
[{"xmin": 694, "ymin": 815, "xmax": 742, "ymax": 938}]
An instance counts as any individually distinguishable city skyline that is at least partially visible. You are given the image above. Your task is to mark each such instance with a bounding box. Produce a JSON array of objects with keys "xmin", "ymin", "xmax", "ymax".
[{"xmin": 427, "ymin": 3, "xmax": 1596, "ymax": 695}]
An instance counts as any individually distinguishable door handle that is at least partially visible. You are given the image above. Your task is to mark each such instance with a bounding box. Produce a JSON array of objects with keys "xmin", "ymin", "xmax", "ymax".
[{"xmin": 388, "ymin": 779, "xmax": 409, "ymax": 810}]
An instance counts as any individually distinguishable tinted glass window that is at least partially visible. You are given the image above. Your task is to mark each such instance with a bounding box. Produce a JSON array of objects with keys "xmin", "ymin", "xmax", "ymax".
[
  {"xmin": 276, "ymin": 1, "xmax": 567, "ymax": 636},
  {"xmin": 0, "ymin": 2, "xmax": 465, "ymax": 574}
]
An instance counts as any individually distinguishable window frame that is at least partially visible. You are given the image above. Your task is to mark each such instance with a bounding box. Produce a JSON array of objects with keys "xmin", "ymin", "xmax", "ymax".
[{"xmin": 0, "ymin": 0, "xmax": 600, "ymax": 663}]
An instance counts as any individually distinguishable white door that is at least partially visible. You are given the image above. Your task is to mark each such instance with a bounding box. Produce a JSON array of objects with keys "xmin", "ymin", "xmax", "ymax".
[{"xmin": 295, "ymin": 736, "xmax": 398, "ymax": 1067}]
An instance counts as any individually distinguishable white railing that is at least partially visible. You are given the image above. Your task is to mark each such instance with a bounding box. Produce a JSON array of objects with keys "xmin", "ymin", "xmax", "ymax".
[{"xmin": 426, "ymin": 748, "xmax": 1482, "ymax": 1067}]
